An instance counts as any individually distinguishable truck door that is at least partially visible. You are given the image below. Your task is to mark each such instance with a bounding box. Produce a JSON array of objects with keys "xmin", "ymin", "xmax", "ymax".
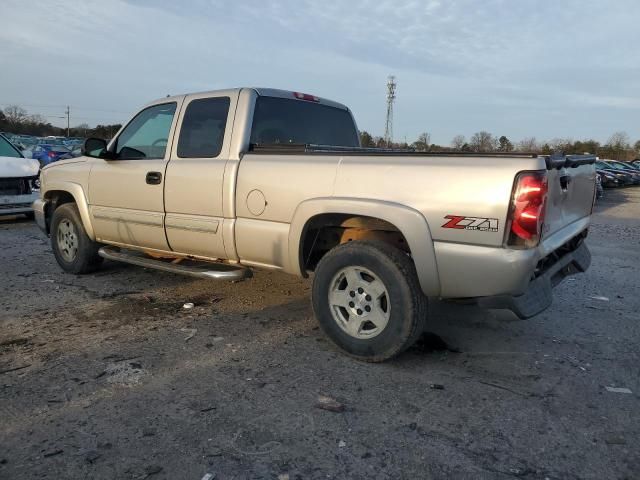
[
  {"xmin": 88, "ymin": 100, "xmax": 182, "ymax": 250},
  {"xmin": 163, "ymin": 92, "xmax": 236, "ymax": 259}
]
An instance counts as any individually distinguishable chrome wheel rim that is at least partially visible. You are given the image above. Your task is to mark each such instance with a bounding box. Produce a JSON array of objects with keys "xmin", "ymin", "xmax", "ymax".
[
  {"xmin": 57, "ymin": 219, "xmax": 78, "ymax": 262},
  {"xmin": 328, "ymin": 266, "xmax": 390, "ymax": 339}
]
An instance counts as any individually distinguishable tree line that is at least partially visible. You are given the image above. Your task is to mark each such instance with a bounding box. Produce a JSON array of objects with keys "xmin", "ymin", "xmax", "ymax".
[
  {"xmin": 2, "ymin": 104, "xmax": 638, "ymax": 160},
  {"xmin": 0, "ymin": 105, "xmax": 121, "ymax": 140},
  {"xmin": 360, "ymin": 130, "xmax": 640, "ymax": 161}
]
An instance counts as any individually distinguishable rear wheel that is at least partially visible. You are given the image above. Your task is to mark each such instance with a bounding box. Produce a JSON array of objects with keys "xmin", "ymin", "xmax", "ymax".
[
  {"xmin": 312, "ymin": 240, "xmax": 427, "ymax": 362},
  {"xmin": 51, "ymin": 203, "xmax": 103, "ymax": 274}
]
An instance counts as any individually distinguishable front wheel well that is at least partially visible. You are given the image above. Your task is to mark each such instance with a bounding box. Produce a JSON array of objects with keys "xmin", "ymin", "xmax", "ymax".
[
  {"xmin": 300, "ymin": 214, "xmax": 410, "ymax": 273},
  {"xmin": 43, "ymin": 190, "xmax": 76, "ymax": 230}
]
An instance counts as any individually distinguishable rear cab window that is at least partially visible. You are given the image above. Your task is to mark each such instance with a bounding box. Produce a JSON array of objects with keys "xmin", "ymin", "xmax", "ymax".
[
  {"xmin": 250, "ymin": 96, "xmax": 359, "ymax": 147},
  {"xmin": 177, "ymin": 97, "xmax": 230, "ymax": 158}
]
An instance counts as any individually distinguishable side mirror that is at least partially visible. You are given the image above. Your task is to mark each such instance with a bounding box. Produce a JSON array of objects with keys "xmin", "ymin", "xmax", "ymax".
[{"xmin": 82, "ymin": 137, "xmax": 112, "ymax": 159}]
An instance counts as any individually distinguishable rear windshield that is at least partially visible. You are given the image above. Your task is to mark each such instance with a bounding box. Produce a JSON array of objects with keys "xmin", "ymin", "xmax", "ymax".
[
  {"xmin": 0, "ymin": 135, "xmax": 22, "ymax": 158},
  {"xmin": 250, "ymin": 96, "xmax": 359, "ymax": 147}
]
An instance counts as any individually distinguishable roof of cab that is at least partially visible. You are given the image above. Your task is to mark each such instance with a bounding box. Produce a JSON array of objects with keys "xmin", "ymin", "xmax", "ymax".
[{"xmin": 148, "ymin": 87, "xmax": 350, "ymax": 111}]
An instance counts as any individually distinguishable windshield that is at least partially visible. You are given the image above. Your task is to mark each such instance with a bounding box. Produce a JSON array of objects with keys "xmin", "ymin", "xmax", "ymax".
[
  {"xmin": 250, "ymin": 96, "xmax": 359, "ymax": 147},
  {"xmin": 0, "ymin": 135, "xmax": 23, "ymax": 158},
  {"xmin": 605, "ymin": 162, "xmax": 629, "ymax": 170}
]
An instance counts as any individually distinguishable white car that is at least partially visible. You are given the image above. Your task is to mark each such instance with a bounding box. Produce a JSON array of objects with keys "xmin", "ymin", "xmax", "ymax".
[{"xmin": 0, "ymin": 134, "xmax": 40, "ymax": 218}]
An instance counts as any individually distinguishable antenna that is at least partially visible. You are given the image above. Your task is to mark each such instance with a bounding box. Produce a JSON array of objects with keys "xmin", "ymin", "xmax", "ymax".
[{"xmin": 384, "ymin": 75, "xmax": 396, "ymax": 146}]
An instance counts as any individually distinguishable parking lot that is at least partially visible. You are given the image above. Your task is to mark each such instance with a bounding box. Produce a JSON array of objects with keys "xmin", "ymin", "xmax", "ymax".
[{"xmin": 0, "ymin": 188, "xmax": 638, "ymax": 479}]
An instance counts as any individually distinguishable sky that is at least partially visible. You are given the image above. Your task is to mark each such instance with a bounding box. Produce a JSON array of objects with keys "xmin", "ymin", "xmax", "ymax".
[{"xmin": 1, "ymin": 0, "xmax": 639, "ymax": 145}]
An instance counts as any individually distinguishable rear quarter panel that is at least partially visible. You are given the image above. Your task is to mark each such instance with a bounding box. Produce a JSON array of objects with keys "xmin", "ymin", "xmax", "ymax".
[{"xmin": 333, "ymin": 155, "xmax": 546, "ymax": 247}]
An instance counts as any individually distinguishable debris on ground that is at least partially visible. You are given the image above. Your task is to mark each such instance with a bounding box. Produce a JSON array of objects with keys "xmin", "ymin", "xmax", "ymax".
[
  {"xmin": 102, "ymin": 361, "xmax": 146, "ymax": 386},
  {"xmin": 143, "ymin": 465, "xmax": 163, "ymax": 477},
  {"xmin": 84, "ymin": 450, "xmax": 101, "ymax": 464},
  {"xmin": 338, "ymin": 440, "xmax": 346, "ymax": 448},
  {"xmin": 182, "ymin": 302, "xmax": 195, "ymax": 310},
  {"xmin": 180, "ymin": 328, "xmax": 197, "ymax": 342},
  {"xmin": 277, "ymin": 474, "xmax": 289, "ymax": 480},
  {"xmin": 43, "ymin": 449, "xmax": 64, "ymax": 458},
  {"xmin": 0, "ymin": 364, "xmax": 31, "ymax": 375},
  {"xmin": 429, "ymin": 383, "xmax": 445, "ymax": 390},
  {"xmin": 589, "ymin": 295, "xmax": 610, "ymax": 302},
  {"xmin": 201, "ymin": 473, "xmax": 216, "ymax": 480},
  {"xmin": 605, "ymin": 386, "xmax": 632, "ymax": 394},
  {"xmin": 315, "ymin": 395, "xmax": 346, "ymax": 413},
  {"xmin": 0, "ymin": 337, "xmax": 30, "ymax": 347},
  {"xmin": 604, "ymin": 435, "xmax": 627, "ymax": 445}
]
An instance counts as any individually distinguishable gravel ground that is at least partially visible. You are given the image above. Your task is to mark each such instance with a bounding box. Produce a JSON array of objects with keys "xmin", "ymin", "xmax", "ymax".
[{"xmin": 1, "ymin": 188, "xmax": 639, "ymax": 480}]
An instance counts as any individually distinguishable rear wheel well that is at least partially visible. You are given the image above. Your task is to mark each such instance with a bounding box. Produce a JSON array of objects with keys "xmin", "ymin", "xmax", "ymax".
[{"xmin": 300, "ymin": 214, "xmax": 410, "ymax": 273}]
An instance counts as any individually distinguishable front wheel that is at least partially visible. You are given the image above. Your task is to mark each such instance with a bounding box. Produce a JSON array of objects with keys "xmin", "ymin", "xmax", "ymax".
[
  {"xmin": 312, "ymin": 240, "xmax": 427, "ymax": 362},
  {"xmin": 51, "ymin": 203, "xmax": 103, "ymax": 274}
]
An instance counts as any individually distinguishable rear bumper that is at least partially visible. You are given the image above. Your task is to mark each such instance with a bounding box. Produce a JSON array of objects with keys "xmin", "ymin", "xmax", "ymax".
[
  {"xmin": 476, "ymin": 241, "xmax": 591, "ymax": 318},
  {"xmin": 32, "ymin": 198, "xmax": 49, "ymax": 234}
]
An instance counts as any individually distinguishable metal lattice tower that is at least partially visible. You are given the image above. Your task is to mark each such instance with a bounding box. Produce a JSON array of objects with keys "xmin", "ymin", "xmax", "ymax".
[{"xmin": 384, "ymin": 75, "xmax": 397, "ymax": 146}]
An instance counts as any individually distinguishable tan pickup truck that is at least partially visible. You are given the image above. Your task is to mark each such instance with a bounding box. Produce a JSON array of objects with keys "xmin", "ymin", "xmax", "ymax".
[{"xmin": 33, "ymin": 87, "xmax": 596, "ymax": 361}]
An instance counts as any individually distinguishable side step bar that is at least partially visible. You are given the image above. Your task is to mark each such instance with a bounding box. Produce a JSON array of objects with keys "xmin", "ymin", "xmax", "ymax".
[{"xmin": 98, "ymin": 247, "xmax": 252, "ymax": 281}]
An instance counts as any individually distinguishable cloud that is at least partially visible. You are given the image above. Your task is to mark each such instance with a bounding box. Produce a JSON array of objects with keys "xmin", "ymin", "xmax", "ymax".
[{"xmin": 1, "ymin": 0, "xmax": 639, "ymax": 143}]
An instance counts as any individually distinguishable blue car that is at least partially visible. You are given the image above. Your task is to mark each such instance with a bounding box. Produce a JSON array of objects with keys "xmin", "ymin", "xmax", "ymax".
[{"xmin": 32, "ymin": 143, "xmax": 71, "ymax": 166}]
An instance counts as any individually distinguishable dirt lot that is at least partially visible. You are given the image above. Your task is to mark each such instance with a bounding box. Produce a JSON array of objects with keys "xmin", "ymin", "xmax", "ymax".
[{"xmin": 1, "ymin": 189, "xmax": 639, "ymax": 480}]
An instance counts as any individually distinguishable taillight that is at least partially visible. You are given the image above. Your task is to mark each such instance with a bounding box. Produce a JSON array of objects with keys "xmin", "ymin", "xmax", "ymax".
[
  {"xmin": 293, "ymin": 92, "xmax": 319, "ymax": 102},
  {"xmin": 507, "ymin": 171, "xmax": 548, "ymax": 247},
  {"xmin": 48, "ymin": 151, "xmax": 56, "ymax": 158}
]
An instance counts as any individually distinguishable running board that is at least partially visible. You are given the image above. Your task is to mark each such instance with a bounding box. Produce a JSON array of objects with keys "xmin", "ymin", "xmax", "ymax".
[{"xmin": 98, "ymin": 247, "xmax": 252, "ymax": 281}]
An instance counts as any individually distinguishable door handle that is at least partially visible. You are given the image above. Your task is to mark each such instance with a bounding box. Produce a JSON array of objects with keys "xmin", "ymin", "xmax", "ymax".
[{"xmin": 146, "ymin": 171, "xmax": 162, "ymax": 185}]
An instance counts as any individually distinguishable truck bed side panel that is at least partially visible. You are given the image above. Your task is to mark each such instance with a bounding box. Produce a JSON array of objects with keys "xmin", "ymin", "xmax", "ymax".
[{"xmin": 333, "ymin": 155, "xmax": 546, "ymax": 248}]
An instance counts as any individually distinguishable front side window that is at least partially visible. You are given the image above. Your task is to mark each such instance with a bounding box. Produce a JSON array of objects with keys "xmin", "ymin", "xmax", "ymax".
[
  {"xmin": 116, "ymin": 103, "xmax": 176, "ymax": 160},
  {"xmin": 0, "ymin": 135, "xmax": 22, "ymax": 158},
  {"xmin": 177, "ymin": 97, "xmax": 230, "ymax": 158}
]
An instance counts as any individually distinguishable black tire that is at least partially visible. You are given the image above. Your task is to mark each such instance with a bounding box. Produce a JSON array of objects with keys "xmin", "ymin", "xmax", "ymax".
[
  {"xmin": 312, "ymin": 240, "xmax": 427, "ymax": 362},
  {"xmin": 51, "ymin": 203, "xmax": 103, "ymax": 274},
  {"xmin": 24, "ymin": 211, "xmax": 35, "ymax": 220}
]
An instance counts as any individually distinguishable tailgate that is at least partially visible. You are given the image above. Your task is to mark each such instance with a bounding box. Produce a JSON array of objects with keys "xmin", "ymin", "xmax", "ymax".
[{"xmin": 543, "ymin": 155, "xmax": 597, "ymax": 238}]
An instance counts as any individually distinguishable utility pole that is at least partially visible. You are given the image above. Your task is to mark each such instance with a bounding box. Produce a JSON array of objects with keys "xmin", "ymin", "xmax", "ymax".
[
  {"xmin": 383, "ymin": 76, "xmax": 396, "ymax": 147},
  {"xmin": 65, "ymin": 106, "xmax": 70, "ymax": 137}
]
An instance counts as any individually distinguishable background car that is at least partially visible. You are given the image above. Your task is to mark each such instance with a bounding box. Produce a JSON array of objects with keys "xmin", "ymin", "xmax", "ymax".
[
  {"xmin": 602, "ymin": 160, "xmax": 640, "ymax": 185},
  {"xmin": 596, "ymin": 169, "xmax": 619, "ymax": 188},
  {"xmin": 57, "ymin": 146, "xmax": 82, "ymax": 160},
  {"xmin": 596, "ymin": 161, "xmax": 636, "ymax": 186},
  {"xmin": 63, "ymin": 137, "xmax": 85, "ymax": 148},
  {"xmin": 0, "ymin": 133, "xmax": 40, "ymax": 219},
  {"xmin": 32, "ymin": 143, "xmax": 71, "ymax": 166},
  {"xmin": 622, "ymin": 161, "xmax": 640, "ymax": 172}
]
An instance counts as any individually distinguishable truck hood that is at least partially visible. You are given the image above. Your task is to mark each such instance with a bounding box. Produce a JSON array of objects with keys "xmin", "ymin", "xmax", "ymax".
[{"xmin": 0, "ymin": 156, "xmax": 39, "ymax": 178}]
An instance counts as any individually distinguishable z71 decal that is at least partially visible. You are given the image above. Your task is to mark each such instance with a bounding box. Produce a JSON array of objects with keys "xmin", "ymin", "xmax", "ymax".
[{"xmin": 442, "ymin": 215, "xmax": 499, "ymax": 232}]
